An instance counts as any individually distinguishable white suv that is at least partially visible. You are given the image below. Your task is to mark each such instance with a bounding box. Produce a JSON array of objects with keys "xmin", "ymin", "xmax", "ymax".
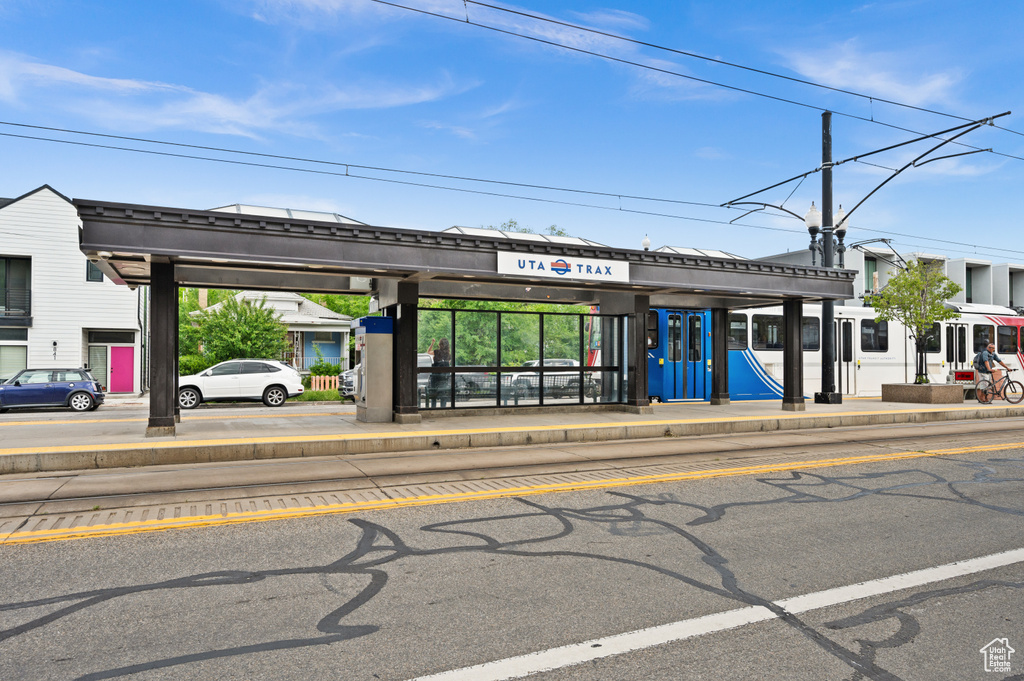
[{"xmin": 178, "ymin": 359, "xmax": 304, "ymax": 409}]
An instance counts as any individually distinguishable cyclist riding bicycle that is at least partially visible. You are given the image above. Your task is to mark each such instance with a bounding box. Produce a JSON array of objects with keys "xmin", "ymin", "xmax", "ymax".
[{"xmin": 979, "ymin": 342, "xmax": 1011, "ymax": 397}]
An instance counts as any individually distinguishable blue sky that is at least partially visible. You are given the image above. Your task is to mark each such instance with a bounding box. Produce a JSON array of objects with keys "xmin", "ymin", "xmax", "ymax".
[{"xmin": 1, "ymin": 0, "xmax": 1023, "ymax": 261}]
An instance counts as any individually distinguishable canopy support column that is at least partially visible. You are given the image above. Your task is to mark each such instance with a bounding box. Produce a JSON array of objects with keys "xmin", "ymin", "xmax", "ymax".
[
  {"xmin": 384, "ymin": 280, "xmax": 421, "ymax": 424},
  {"xmin": 782, "ymin": 298, "xmax": 806, "ymax": 411},
  {"xmin": 710, "ymin": 308, "xmax": 730, "ymax": 405},
  {"xmin": 146, "ymin": 260, "xmax": 178, "ymax": 436}
]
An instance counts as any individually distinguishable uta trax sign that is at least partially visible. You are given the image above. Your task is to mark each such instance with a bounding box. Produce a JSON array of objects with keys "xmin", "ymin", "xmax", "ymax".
[{"xmin": 497, "ymin": 252, "xmax": 629, "ymax": 283}]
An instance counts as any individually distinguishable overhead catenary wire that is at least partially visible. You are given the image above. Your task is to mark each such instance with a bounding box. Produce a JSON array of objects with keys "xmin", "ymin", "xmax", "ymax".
[
  {"xmin": 0, "ymin": 121, "xmax": 715, "ymax": 210},
  {"xmin": 5, "ymin": 126, "xmax": 1024, "ymax": 259},
  {"xmin": 369, "ymin": 0, "xmax": 1024, "ymax": 163},
  {"xmin": 0, "ymin": 129, "xmax": 808, "ymax": 238}
]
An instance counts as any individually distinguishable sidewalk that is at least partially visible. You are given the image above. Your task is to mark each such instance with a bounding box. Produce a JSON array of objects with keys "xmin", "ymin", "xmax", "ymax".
[{"xmin": 2, "ymin": 395, "xmax": 1022, "ymax": 475}]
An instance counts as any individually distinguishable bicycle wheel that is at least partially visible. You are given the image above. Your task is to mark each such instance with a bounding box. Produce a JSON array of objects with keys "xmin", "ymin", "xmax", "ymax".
[
  {"xmin": 1004, "ymin": 380, "xmax": 1024, "ymax": 404},
  {"xmin": 976, "ymin": 380, "xmax": 994, "ymax": 404}
]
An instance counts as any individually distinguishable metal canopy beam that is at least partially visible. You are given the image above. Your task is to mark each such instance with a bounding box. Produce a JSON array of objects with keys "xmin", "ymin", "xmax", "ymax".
[{"xmin": 75, "ymin": 199, "xmax": 855, "ymax": 307}]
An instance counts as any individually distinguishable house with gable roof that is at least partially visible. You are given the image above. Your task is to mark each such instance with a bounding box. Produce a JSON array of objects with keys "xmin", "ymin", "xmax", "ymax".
[{"xmin": 0, "ymin": 185, "xmax": 144, "ymax": 391}]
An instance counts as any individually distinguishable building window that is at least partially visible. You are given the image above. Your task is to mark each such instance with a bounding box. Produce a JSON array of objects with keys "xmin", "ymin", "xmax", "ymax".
[
  {"xmin": 802, "ymin": 318, "xmax": 820, "ymax": 351},
  {"xmin": 0, "ymin": 257, "xmax": 31, "ymax": 316},
  {"xmin": 0, "ymin": 328, "xmax": 28, "ymax": 341},
  {"xmin": 966, "ymin": 268, "xmax": 973, "ymax": 303},
  {"xmin": 312, "ymin": 331, "xmax": 334, "ymax": 343},
  {"xmin": 88, "ymin": 331, "xmax": 136, "ymax": 344},
  {"xmin": 752, "ymin": 314, "xmax": 784, "ymax": 350},
  {"xmin": 727, "ymin": 313, "xmax": 747, "ymax": 350},
  {"xmin": 864, "ymin": 257, "xmax": 877, "ymax": 293},
  {"xmin": 0, "ymin": 345, "xmax": 27, "ymax": 379},
  {"xmin": 86, "ymin": 261, "xmax": 104, "ymax": 282},
  {"xmin": 861, "ymin": 319, "xmax": 888, "ymax": 352}
]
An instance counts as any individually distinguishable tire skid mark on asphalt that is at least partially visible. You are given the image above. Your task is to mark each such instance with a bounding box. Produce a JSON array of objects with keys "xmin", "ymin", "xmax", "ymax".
[{"xmin": 2, "ymin": 440, "xmax": 1021, "ymax": 545}]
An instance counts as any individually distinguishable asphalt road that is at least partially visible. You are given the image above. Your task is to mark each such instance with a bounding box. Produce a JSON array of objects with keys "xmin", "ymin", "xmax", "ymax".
[{"xmin": 1, "ymin": 437, "xmax": 1022, "ymax": 680}]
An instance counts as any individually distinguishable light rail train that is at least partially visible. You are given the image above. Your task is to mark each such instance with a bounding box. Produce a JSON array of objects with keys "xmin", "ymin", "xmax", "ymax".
[{"xmin": 645, "ymin": 303, "xmax": 1024, "ymax": 401}]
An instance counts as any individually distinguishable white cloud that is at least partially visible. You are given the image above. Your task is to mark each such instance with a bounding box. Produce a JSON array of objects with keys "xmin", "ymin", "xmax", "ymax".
[
  {"xmin": 0, "ymin": 51, "xmax": 473, "ymax": 138},
  {"xmin": 781, "ymin": 39, "xmax": 963, "ymax": 107},
  {"xmin": 568, "ymin": 9, "xmax": 650, "ymax": 33},
  {"xmin": 629, "ymin": 57, "xmax": 737, "ymax": 102},
  {"xmin": 419, "ymin": 120, "xmax": 477, "ymax": 140},
  {"xmin": 0, "ymin": 52, "xmax": 185, "ymax": 102},
  {"xmin": 695, "ymin": 146, "xmax": 731, "ymax": 160}
]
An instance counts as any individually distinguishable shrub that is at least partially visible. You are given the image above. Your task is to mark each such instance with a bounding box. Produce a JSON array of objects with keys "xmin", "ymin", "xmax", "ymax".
[
  {"xmin": 308, "ymin": 360, "xmax": 341, "ymax": 376},
  {"xmin": 179, "ymin": 354, "xmax": 213, "ymax": 376}
]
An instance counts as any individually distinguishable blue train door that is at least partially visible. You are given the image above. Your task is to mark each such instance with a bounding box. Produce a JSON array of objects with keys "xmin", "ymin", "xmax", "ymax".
[{"xmin": 663, "ymin": 310, "xmax": 708, "ymax": 400}]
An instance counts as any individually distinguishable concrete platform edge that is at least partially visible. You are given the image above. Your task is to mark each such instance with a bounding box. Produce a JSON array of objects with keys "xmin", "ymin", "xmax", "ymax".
[{"xmin": 2, "ymin": 405, "xmax": 1022, "ymax": 475}]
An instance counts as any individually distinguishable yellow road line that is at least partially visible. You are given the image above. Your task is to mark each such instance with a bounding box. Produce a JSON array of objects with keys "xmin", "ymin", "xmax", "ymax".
[{"xmin": 3, "ymin": 441, "xmax": 1018, "ymax": 546}]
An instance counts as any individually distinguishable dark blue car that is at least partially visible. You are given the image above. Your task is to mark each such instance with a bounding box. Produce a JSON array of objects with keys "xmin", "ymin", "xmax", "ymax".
[{"xmin": 0, "ymin": 368, "xmax": 105, "ymax": 413}]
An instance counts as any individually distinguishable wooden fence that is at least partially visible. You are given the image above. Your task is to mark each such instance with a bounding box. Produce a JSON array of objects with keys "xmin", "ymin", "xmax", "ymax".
[{"xmin": 309, "ymin": 375, "xmax": 339, "ymax": 391}]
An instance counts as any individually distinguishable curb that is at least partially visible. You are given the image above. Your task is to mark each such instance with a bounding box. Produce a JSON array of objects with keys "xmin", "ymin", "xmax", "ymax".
[{"xmin": 2, "ymin": 404, "xmax": 1023, "ymax": 475}]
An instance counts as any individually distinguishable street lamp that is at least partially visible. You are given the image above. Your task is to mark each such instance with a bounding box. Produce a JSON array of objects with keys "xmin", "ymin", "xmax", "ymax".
[{"xmin": 806, "ymin": 203, "xmax": 850, "ymax": 268}]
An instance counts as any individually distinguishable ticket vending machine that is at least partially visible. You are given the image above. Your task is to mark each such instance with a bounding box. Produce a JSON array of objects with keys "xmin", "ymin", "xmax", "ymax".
[{"xmin": 354, "ymin": 316, "xmax": 393, "ymax": 423}]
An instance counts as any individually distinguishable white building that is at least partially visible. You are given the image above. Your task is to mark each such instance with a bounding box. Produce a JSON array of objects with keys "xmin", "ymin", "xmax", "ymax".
[
  {"xmin": 761, "ymin": 243, "xmax": 1024, "ymax": 311},
  {"xmin": 0, "ymin": 185, "xmax": 145, "ymax": 391}
]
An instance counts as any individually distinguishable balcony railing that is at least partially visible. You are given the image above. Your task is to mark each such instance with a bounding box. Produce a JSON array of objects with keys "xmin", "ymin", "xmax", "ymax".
[
  {"xmin": 0, "ymin": 289, "xmax": 30, "ymax": 317},
  {"xmin": 281, "ymin": 353, "xmax": 344, "ymax": 372}
]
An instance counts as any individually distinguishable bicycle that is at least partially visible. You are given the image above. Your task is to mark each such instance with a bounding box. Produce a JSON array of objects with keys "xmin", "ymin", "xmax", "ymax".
[{"xmin": 976, "ymin": 368, "xmax": 1024, "ymax": 404}]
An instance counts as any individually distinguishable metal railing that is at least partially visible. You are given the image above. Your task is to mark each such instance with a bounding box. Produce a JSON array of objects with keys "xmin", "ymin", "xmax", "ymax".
[
  {"xmin": 281, "ymin": 354, "xmax": 344, "ymax": 372},
  {"xmin": 0, "ymin": 289, "xmax": 30, "ymax": 316}
]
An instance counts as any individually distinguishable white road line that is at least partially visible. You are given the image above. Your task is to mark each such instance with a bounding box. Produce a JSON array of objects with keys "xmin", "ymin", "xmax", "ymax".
[{"xmin": 410, "ymin": 547, "xmax": 1024, "ymax": 681}]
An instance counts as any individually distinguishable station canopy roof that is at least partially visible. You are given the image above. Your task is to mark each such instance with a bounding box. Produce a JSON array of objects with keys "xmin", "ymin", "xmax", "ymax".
[
  {"xmin": 75, "ymin": 198, "xmax": 855, "ymax": 310},
  {"xmin": 210, "ymin": 203, "xmax": 366, "ymax": 226},
  {"xmin": 444, "ymin": 226, "xmax": 607, "ymax": 248},
  {"xmin": 655, "ymin": 246, "xmax": 746, "ymax": 260}
]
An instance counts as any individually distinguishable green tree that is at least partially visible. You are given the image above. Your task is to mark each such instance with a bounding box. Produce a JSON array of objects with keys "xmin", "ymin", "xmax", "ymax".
[
  {"xmin": 194, "ymin": 296, "xmax": 289, "ymax": 365},
  {"xmin": 178, "ymin": 288, "xmax": 242, "ymax": 373},
  {"xmin": 487, "ymin": 219, "xmax": 570, "ymax": 237},
  {"xmin": 868, "ymin": 259, "xmax": 962, "ymax": 384},
  {"xmin": 299, "ymin": 293, "xmax": 370, "ymax": 319}
]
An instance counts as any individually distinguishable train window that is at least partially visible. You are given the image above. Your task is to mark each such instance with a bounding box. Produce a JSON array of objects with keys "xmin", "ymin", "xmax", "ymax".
[
  {"xmin": 752, "ymin": 314, "xmax": 784, "ymax": 351},
  {"xmin": 973, "ymin": 325, "xmax": 994, "ymax": 353},
  {"xmin": 646, "ymin": 311, "xmax": 659, "ymax": 349},
  {"xmin": 924, "ymin": 323, "xmax": 941, "ymax": 353},
  {"xmin": 668, "ymin": 314, "xmax": 682, "ymax": 362},
  {"xmin": 728, "ymin": 314, "xmax": 747, "ymax": 350},
  {"xmin": 998, "ymin": 326, "xmax": 1018, "ymax": 354},
  {"xmin": 802, "ymin": 318, "xmax": 820, "ymax": 351},
  {"xmin": 688, "ymin": 315, "xmax": 702, "ymax": 361},
  {"xmin": 861, "ymin": 319, "xmax": 888, "ymax": 352}
]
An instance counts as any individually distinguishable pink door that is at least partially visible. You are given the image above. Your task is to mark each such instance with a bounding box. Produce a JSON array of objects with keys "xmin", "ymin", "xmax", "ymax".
[{"xmin": 109, "ymin": 347, "xmax": 134, "ymax": 393}]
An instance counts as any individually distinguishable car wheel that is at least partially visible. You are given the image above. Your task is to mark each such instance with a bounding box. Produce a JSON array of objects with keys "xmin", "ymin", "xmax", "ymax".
[
  {"xmin": 68, "ymin": 392, "xmax": 94, "ymax": 412},
  {"xmin": 263, "ymin": 385, "xmax": 287, "ymax": 407},
  {"xmin": 178, "ymin": 387, "xmax": 202, "ymax": 409}
]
